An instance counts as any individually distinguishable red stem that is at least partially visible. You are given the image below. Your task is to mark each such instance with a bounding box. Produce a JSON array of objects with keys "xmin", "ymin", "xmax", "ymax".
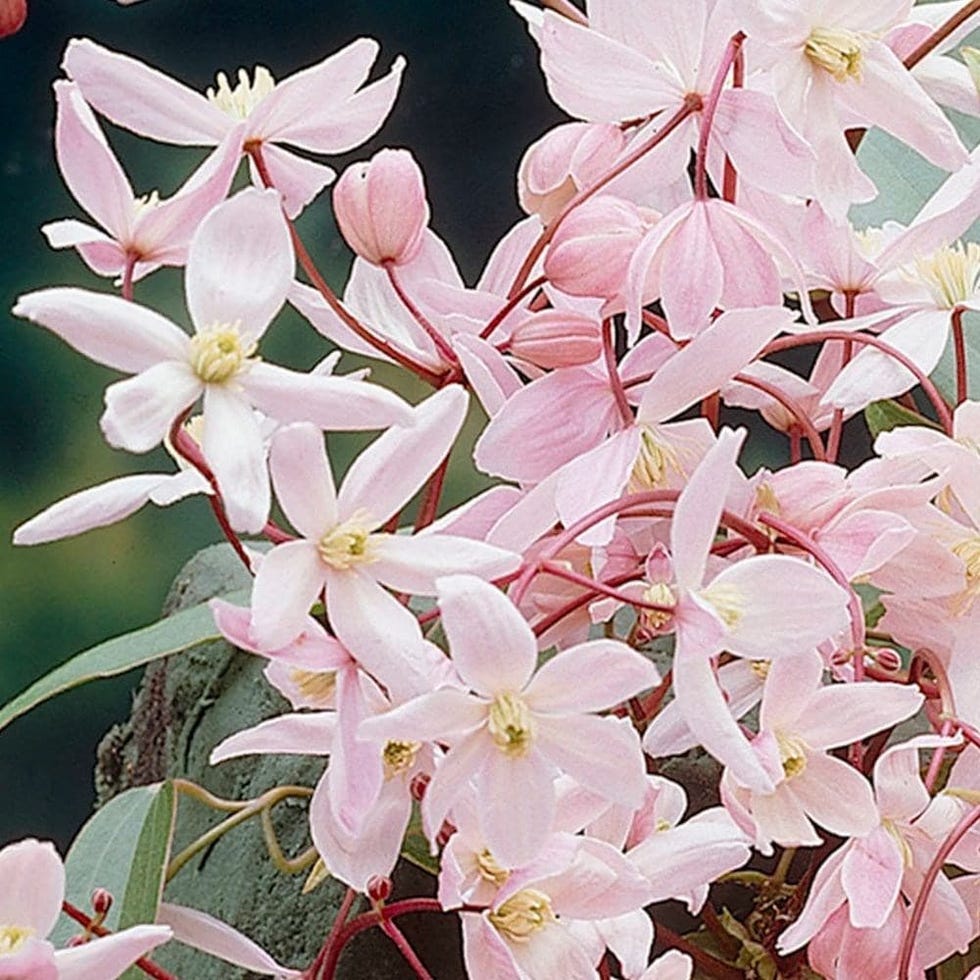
[
  {"xmin": 825, "ymin": 293, "xmax": 856, "ymax": 463},
  {"xmin": 61, "ymin": 902, "xmax": 177, "ymax": 980},
  {"xmin": 732, "ymin": 371, "xmax": 826, "ymax": 460},
  {"xmin": 694, "ymin": 33, "xmax": 746, "ymax": 201},
  {"xmin": 764, "ymin": 330, "xmax": 954, "ymax": 434},
  {"xmin": 952, "ymin": 307, "xmax": 968, "ymax": 406},
  {"xmin": 722, "ymin": 48, "xmax": 744, "ymax": 203},
  {"xmin": 385, "ymin": 263, "xmax": 459, "ymax": 366},
  {"xmin": 539, "ymin": 560, "xmax": 672, "ymax": 613},
  {"xmin": 507, "ymin": 96, "xmax": 702, "ymax": 298},
  {"xmin": 480, "ymin": 275, "xmax": 547, "ymax": 340},
  {"xmin": 903, "ymin": 0, "xmax": 980, "ymax": 69},
  {"xmin": 414, "ymin": 453, "xmax": 451, "ymax": 532},
  {"xmin": 898, "ymin": 803, "xmax": 980, "ymax": 979},
  {"xmin": 603, "ymin": 318, "xmax": 632, "ymax": 426},
  {"xmin": 121, "ymin": 251, "xmax": 137, "ymax": 302},
  {"xmin": 379, "ymin": 919, "xmax": 434, "ymax": 980}
]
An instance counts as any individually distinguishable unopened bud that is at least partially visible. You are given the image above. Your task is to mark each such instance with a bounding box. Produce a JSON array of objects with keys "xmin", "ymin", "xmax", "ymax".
[
  {"xmin": 518, "ymin": 122, "xmax": 626, "ymax": 225},
  {"xmin": 545, "ymin": 195, "xmax": 653, "ymax": 307},
  {"xmin": 410, "ymin": 772, "xmax": 430, "ymax": 802},
  {"xmin": 367, "ymin": 875, "xmax": 392, "ymax": 903},
  {"xmin": 66, "ymin": 934, "xmax": 89, "ymax": 948},
  {"xmin": 507, "ymin": 309, "xmax": 602, "ymax": 369},
  {"xmin": 873, "ymin": 647, "xmax": 902, "ymax": 673},
  {"xmin": 435, "ymin": 821, "xmax": 455, "ymax": 849},
  {"xmin": 91, "ymin": 888, "xmax": 113, "ymax": 916},
  {"xmin": 0, "ymin": 0, "xmax": 26, "ymax": 39},
  {"xmin": 333, "ymin": 149, "xmax": 429, "ymax": 266}
]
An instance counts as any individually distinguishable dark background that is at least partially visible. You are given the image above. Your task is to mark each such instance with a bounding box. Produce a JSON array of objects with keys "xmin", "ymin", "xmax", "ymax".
[{"xmin": 0, "ymin": 0, "xmax": 563, "ymax": 848}]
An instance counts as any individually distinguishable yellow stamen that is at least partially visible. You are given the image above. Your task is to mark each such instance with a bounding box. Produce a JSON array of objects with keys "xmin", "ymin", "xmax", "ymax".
[
  {"xmin": 640, "ymin": 581, "xmax": 675, "ymax": 631},
  {"xmin": 700, "ymin": 581, "xmax": 745, "ymax": 630},
  {"xmin": 132, "ymin": 189, "xmax": 160, "ymax": 219},
  {"xmin": 476, "ymin": 848, "xmax": 510, "ymax": 886},
  {"xmin": 776, "ymin": 733, "xmax": 808, "ymax": 780},
  {"xmin": 630, "ymin": 426, "xmax": 683, "ymax": 491},
  {"xmin": 805, "ymin": 27, "xmax": 867, "ymax": 82},
  {"xmin": 488, "ymin": 889, "xmax": 555, "ymax": 943},
  {"xmin": 316, "ymin": 512, "xmax": 376, "ymax": 569},
  {"xmin": 0, "ymin": 925, "xmax": 33, "ymax": 957},
  {"xmin": 188, "ymin": 324, "xmax": 255, "ymax": 384},
  {"xmin": 206, "ymin": 66, "xmax": 276, "ymax": 119},
  {"xmin": 913, "ymin": 241, "xmax": 980, "ymax": 309},
  {"xmin": 950, "ymin": 535, "xmax": 980, "ymax": 615},
  {"xmin": 487, "ymin": 692, "xmax": 534, "ymax": 757},
  {"xmin": 750, "ymin": 660, "xmax": 771, "ymax": 681},
  {"xmin": 289, "ymin": 669, "xmax": 337, "ymax": 705},
  {"xmin": 382, "ymin": 740, "xmax": 421, "ymax": 779}
]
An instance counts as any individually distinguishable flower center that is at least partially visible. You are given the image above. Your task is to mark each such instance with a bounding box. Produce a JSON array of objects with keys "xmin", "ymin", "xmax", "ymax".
[
  {"xmin": 132, "ymin": 189, "xmax": 160, "ymax": 219},
  {"xmin": 188, "ymin": 324, "xmax": 255, "ymax": 384},
  {"xmin": 383, "ymin": 739, "xmax": 421, "ymax": 779},
  {"xmin": 805, "ymin": 27, "xmax": 867, "ymax": 82},
  {"xmin": 206, "ymin": 66, "xmax": 276, "ymax": 119},
  {"xmin": 487, "ymin": 692, "xmax": 534, "ymax": 757},
  {"xmin": 640, "ymin": 581, "xmax": 676, "ymax": 632},
  {"xmin": 700, "ymin": 581, "xmax": 744, "ymax": 630},
  {"xmin": 950, "ymin": 536, "xmax": 980, "ymax": 615},
  {"xmin": 488, "ymin": 889, "xmax": 556, "ymax": 943},
  {"xmin": 316, "ymin": 513, "xmax": 376, "ymax": 570},
  {"xmin": 476, "ymin": 848, "xmax": 510, "ymax": 886},
  {"xmin": 750, "ymin": 659, "xmax": 772, "ymax": 681},
  {"xmin": 0, "ymin": 925, "xmax": 33, "ymax": 957},
  {"xmin": 289, "ymin": 668, "xmax": 337, "ymax": 706},
  {"xmin": 776, "ymin": 733, "xmax": 808, "ymax": 780},
  {"xmin": 914, "ymin": 241, "xmax": 980, "ymax": 309},
  {"xmin": 630, "ymin": 427, "xmax": 682, "ymax": 491}
]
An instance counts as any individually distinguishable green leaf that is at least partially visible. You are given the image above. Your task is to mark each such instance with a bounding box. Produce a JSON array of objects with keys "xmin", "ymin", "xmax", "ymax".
[
  {"xmin": 864, "ymin": 399, "xmax": 940, "ymax": 438},
  {"xmin": 401, "ymin": 802, "xmax": 439, "ymax": 876},
  {"xmin": 53, "ymin": 782, "xmax": 178, "ymax": 953},
  {"xmin": 0, "ymin": 588, "xmax": 248, "ymax": 733}
]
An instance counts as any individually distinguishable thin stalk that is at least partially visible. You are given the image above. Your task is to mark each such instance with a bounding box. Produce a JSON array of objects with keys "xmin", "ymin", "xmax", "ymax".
[
  {"xmin": 952, "ymin": 307, "xmax": 968, "ymax": 406},
  {"xmin": 121, "ymin": 252, "xmax": 137, "ymax": 302},
  {"xmin": 603, "ymin": 318, "xmax": 632, "ymax": 425},
  {"xmin": 694, "ymin": 33, "xmax": 746, "ymax": 200},
  {"xmin": 732, "ymin": 371, "xmax": 826, "ymax": 460},
  {"xmin": 480, "ymin": 275, "xmax": 546, "ymax": 340},
  {"xmin": 903, "ymin": 0, "xmax": 980, "ymax": 69},
  {"xmin": 61, "ymin": 902, "xmax": 177, "ymax": 980},
  {"xmin": 385, "ymin": 263, "xmax": 459, "ymax": 366},
  {"xmin": 507, "ymin": 96, "xmax": 702, "ymax": 298},
  {"xmin": 722, "ymin": 48, "xmax": 744, "ymax": 203},
  {"xmin": 307, "ymin": 888, "xmax": 358, "ymax": 979},
  {"xmin": 656, "ymin": 923, "xmax": 744, "ymax": 980},
  {"xmin": 260, "ymin": 807, "xmax": 318, "ymax": 875},
  {"xmin": 379, "ymin": 919, "xmax": 434, "ymax": 980},
  {"xmin": 414, "ymin": 453, "xmax": 451, "ymax": 531},
  {"xmin": 539, "ymin": 560, "xmax": 673, "ymax": 613},
  {"xmin": 173, "ymin": 778, "xmax": 251, "ymax": 812},
  {"xmin": 924, "ymin": 718, "xmax": 956, "ymax": 793},
  {"xmin": 825, "ymin": 293, "xmax": 856, "ymax": 462}
]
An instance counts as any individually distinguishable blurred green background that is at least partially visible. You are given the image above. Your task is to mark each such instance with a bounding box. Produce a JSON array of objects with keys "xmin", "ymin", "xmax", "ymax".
[{"xmin": 0, "ymin": 0, "xmax": 562, "ymax": 849}]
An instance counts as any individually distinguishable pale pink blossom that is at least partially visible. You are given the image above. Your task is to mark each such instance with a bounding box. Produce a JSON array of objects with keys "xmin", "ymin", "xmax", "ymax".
[{"xmin": 62, "ymin": 37, "xmax": 405, "ymax": 216}]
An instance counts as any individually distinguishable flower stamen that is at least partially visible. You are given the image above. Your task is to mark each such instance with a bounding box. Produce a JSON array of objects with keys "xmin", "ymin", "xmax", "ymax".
[{"xmin": 206, "ymin": 66, "xmax": 276, "ymax": 119}]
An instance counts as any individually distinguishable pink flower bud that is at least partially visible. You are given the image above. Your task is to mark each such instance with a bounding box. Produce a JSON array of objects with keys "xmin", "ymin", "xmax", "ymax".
[
  {"xmin": 0, "ymin": 0, "xmax": 26, "ymax": 38},
  {"xmin": 545, "ymin": 195, "xmax": 654, "ymax": 307},
  {"xmin": 873, "ymin": 648, "xmax": 903, "ymax": 673},
  {"xmin": 507, "ymin": 309, "xmax": 601, "ymax": 369},
  {"xmin": 410, "ymin": 772, "xmax": 429, "ymax": 801},
  {"xmin": 518, "ymin": 122, "xmax": 626, "ymax": 225},
  {"xmin": 91, "ymin": 888, "xmax": 114, "ymax": 916},
  {"xmin": 333, "ymin": 149, "xmax": 430, "ymax": 266},
  {"xmin": 367, "ymin": 875, "xmax": 392, "ymax": 903}
]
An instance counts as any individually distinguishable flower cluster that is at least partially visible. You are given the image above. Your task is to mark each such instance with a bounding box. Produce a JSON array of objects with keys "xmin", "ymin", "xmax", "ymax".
[{"xmin": 10, "ymin": 1, "xmax": 980, "ymax": 978}]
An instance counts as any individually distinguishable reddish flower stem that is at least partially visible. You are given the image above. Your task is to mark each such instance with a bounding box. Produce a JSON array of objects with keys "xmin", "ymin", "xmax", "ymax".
[
  {"xmin": 924, "ymin": 718, "xmax": 956, "ymax": 792},
  {"xmin": 732, "ymin": 371, "xmax": 826, "ymax": 460},
  {"xmin": 952, "ymin": 307, "xmax": 968, "ymax": 406},
  {"xmin": 539, "ymin": 0, "xmax": 588, "ymax": 24},
  {"xmin": 480, "ymin": 275, "xmax": 547, "ymax": 340},
  {"xmin": 656, "ymin": 923, "xmax": 745, "ymax": 980},
  {"xmin": 121, "ymin": 251, "xmax": 137, "ymax": 302},
  {"xmin": 414, "ymin": 453, "xmax": 451, "ymax": 532},
  {"xmin": 385, "ymin": 263, "xmax": 459, "ymax": 366},
  {"xmin": 378, "ymin": 919, "xmax": 434, "ymax": 980},
  {"xmin": 539, "ymin": 560, "xmax": 672, "ymax": 614},
  {"xmin": 306, "ymin": 887, "xmax": 358, "ymax": 979},
  {"xmin": 898, "ymin": 803, "xmax": 980, "ymax": 979},
  {"xmin": 603, "ymin": 318, "xmax": 632, "ymax": 426},
  {"xmin": 694, "ymin": 33, "xmax": 746, "ymax": 201},
  {"xmin": 247, "ymin": 144, "xmax": 447, "ymax": 387},
  {"xmin": 764, "ymin": 330, "xmax": 954, "ymax": 434},
  {"xmin": 825, "ymin": 293, "xmax": 856, "ymax": 463},
  {"xmin": 722, "ymin": 48, "xmax": 744, "ymax": 203},
  {"xmin": 903, "ymin": 0, "xmax": 980, "ymax": 69},
  {"xmin": 60, "ymin": 901, "xmax": 177, "ymax": 980},
  {"xmin": 507, "ymin": 96, "xmax": 702, "ymax": 298}
]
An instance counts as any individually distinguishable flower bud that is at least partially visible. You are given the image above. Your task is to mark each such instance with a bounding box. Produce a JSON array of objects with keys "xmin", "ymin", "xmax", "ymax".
[
  {"xmin": 0, "ymin": 0, "xmax": 26, "ymax": 38},
  {"xmin": 367, "ymin": 875, "xmax": 392, "ymax": 903},
  {"xmin": 409, "ymin": 772, "xmax": 430, "ymax": 801},
  {"xmin": 518, "ymin": 122, "xmax": 626, "ymax": 225},
  {"xmin": 66, "ymin": 935, "xmax": 89, "ymax": 948},
  {"xmin": 333, "ymin": 149, "xmax": 430, "ymax": 266},
  {"xmin": 508, "ymin": 309, "xmax": 601, "ymax": 369},
  {"xmin": 91, "ymin": 888, "xmax": 113, "ymax": 916},
  {"xmin": 545, "ymin": 195, "xmax": 653, "ymax": 306},
  {"xmin": 873, "ymin": 647, "xmax": 903, "ymax": 673}
]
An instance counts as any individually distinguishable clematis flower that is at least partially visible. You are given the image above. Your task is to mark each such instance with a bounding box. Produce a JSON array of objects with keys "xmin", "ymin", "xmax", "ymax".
[
  {"xmin": 42, "ymin": 81, "xmax": 242, "ymax": 282},
  {"xmin": 248, "ymin": 386, "xmax": 521, "ymax": 659},
  {"xmin": 62, "ymin": 36, "xmax": 405, "ymax": 216},
  {"xmin": 0, "ymin": 838, "xmax": 171, "ymax": 979},
  {"xmin": 360, "ymin": 574, "xmax": 660, "ymax": 867},
  {"xmin": 15, "ymin": 188, "xmax": 412, "ymax": 532}
]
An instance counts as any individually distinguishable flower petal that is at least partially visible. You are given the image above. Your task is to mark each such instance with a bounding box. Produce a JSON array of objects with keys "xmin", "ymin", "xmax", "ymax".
[
  {"xmin": 250, "ymin": 539, "xmax": 325, "ymax": 649},
  {"xmin": 0, "ymin": 839, "xmax": 64, "ymax": 936},
  {"xmin": 209, "ymin": 712, "xmax": 336, "ymax": 763},
  {"xmin": 268, "ymin": 422, "xmax": 337, "ymax": 538},
  {"xmin": 55, "ymin": 925, "xmax": 173, "ymax": 980}
]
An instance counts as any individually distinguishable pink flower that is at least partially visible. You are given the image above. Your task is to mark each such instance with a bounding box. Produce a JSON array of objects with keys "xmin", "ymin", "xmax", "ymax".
[
  {"xmin": 333, "ymin": 148, "xmax": 430, "ymax": 266},
  {"xmin": 43, "ymin": 81, "xmax": 242, "ymax": 282},
  {"xmin": 360, "ymin": 574, "xmax": 660, "ymax": 867},
  {"xmin": 0, "ymin": 838, "xmax": 171, "ymax": 979},
  {"xmin": 62, "ymin": 37, "xmax": 405, "ymax": 216},
  {"xmin": 15, "ymin": 188, "xmax": 412, "ymax": 532}
]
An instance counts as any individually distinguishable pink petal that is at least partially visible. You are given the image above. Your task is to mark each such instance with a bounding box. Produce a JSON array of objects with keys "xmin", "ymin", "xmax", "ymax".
[
  {"xmin": 337, "ymin": 384, "xmax": 468, "ymax": 525},
  {"xmin": 841, "ymin": 826, "xmax": 903, "ymax": 929},
  {"xmin": 101, "ymin": 362, "xmax": 202, "ymax": 453},
  {"xmin": 201, "ymin": 385, "xmax": 270, "ymax": 533},
  {"xmin": 55, "ymin": 925, "xmax": 173, "ymax": 980},
  {"xmin": 524, "ymin": 640, "xmax": 659, "ymax": 713},
  {"xmin": 437, "ymin": 574, "xmax": 538, "ymax": 695},
  {"xmin": 453, "ymin": 333, "xmax": 522, "ymax": 417},
  {"xmin": 759, "ymin": 651, "xmax": 823, "ymax": 733},
  {"xmin": 462, "ymin": 915, "xmax": 523, "ymax": 980},
  {"xmin": 0, "ymin": 839, "xmax": 64, "ymax": 936},
  {"xmin": 243, "ymin": 361, "xmax": 411, "ymax": 431},
  {"xmin": 157, "ymin": 903, "xmax": 299, "ymax": 976},
  {"xmin": 671, "ymin": 427, "xmax": 744, "ymax": 592},
  {"xmin": 479, "ymin": 747, "xmax": 556, "ymax": 867},
  {"xmin": 268, "ymin": 422, "xmax": 337, "ymax": 538},
  {"xmin": 423, "ymin": 729, "xmax": 494, "ymax": 837},
  {"xmin": 358, "ymin": 689, "xmax": 487, "ymax": 744},
  {"xmin": 247, "ymin": 142, "xmax": 334, "ymax": 219},
  {"xmin": 536, "ymin": 714, "xmax": 647, "ymax": 808},
  {"xmin": 705, "ymin": 554, "xmax": 850, "ymax": 661},
  {"xmin": 776, "ymin": 847, "xmax": 847, "ymax": 953},
  {"xmin": 62, "ymin": 38, "xmax": 230, "ymax": 145},
  {"xmin": 54, "ymin": 81, "xmax": 134, "ymax": 239},
  {"xmin": 249, "ymin": 539, "xmax": 325, "ymax": 649},
  {"xmin": 751, "ymin": 786, "xmax": 823, "ymax": 849},
  {"xmin": 210, "ymin": 712, "xmax": 336, "ymax": 763},
  {"xmin": 185, "ymin": 187, "xmax": 292, "ymax": 342},
  {"xmin": 370, "ymin": 533, "xmax": 519, "ymax": 596},
  {"xmin": 788, "ymin": 753, "xmax": 879, "ymax": 839},
  {"xmin": 659, "ymin": 202, "xmax": 722, "ymax": 341},
  {"xmin": 13, "ymin": 288, "xmax": 189, "ymax": 373}
]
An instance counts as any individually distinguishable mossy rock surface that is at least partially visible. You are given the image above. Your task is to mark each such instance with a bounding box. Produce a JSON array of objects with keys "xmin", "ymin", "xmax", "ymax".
[{"xmin": 95, "ymin": 544, "xmax": 463, "ymax": 979}]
